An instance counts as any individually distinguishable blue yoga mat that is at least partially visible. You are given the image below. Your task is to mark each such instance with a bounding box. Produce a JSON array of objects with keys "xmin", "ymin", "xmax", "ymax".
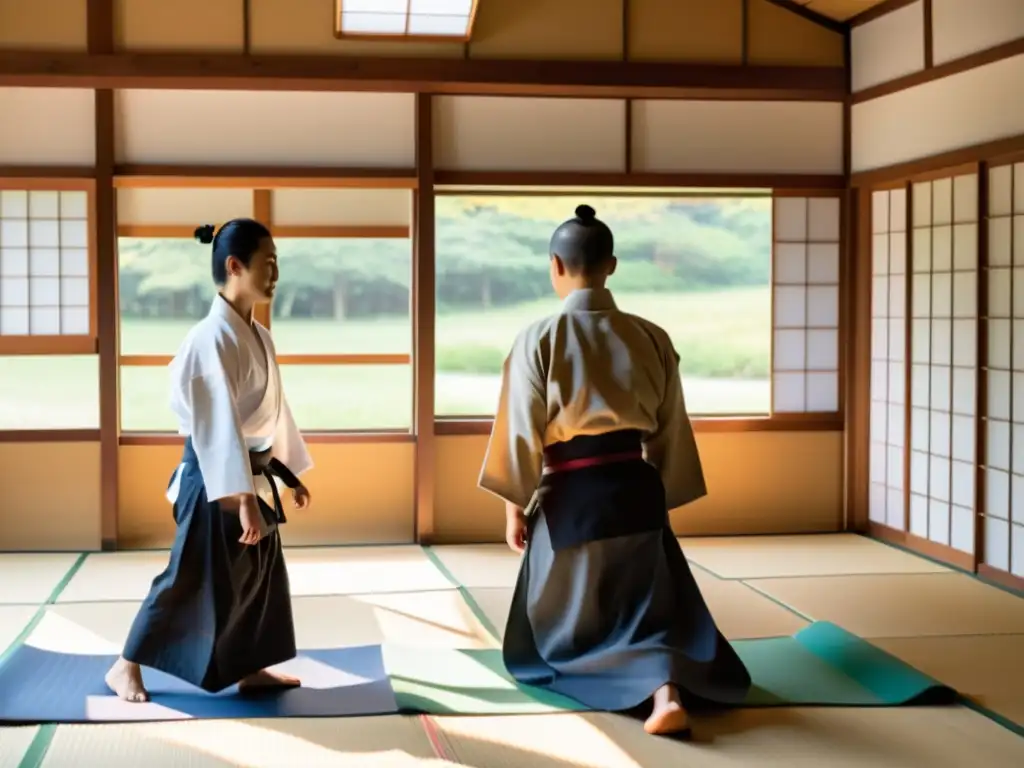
[{"xmin": 0, "ymin": 644, "xmax": 398, "ymax": 724}]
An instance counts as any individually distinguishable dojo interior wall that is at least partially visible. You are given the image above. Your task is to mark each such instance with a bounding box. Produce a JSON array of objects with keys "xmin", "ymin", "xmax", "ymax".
[
  {"xmin": 0, "ymin": 0, "xmax": 850, "ymax": 552},
  {"xmin": 0, "ymin": 0, "xmax": 844, "ymax": 65},
  {"xmin": 1, "ymin": 83, "xmax": 845, "ymax": 550},
  {"xmin": 851, "ymin": 0, "xmax": 1024, "ymax": 173},
  {"xmin": 850, "ymin": 1, "xmax": 1024, "ymax": 585}
]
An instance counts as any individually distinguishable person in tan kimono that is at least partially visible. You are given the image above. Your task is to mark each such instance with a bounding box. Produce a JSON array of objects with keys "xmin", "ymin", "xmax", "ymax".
[{"xmin": 479, "ymin": 204, "xmax": 751, "ymax": 737}]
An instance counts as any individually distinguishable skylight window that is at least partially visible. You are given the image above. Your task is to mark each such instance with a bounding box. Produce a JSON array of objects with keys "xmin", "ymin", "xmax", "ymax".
[{"xmin": 337, "ymin": 0, "xmax": 477, "ymax": 40}]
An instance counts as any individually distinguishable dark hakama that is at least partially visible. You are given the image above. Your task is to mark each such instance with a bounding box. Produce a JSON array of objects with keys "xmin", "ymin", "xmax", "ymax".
[
  {"xmin": 121, "ymin": 438, "xmax": 300, "ymax": 693},
  {"xmin": 503, "ymin": 430, "xmax": 752, "ymax": 712}
]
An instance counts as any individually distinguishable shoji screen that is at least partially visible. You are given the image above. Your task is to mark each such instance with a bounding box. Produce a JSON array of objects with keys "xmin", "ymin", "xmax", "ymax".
[
  {"xmin": 772, "ymin": 195, "xmax": 842, "ymax": 414},
  {"xmin": 909, "ymin": 172, "xmax": 979, "ymax": 556},
  {"xmin": 869, "ymin": 187, "xmax": 908, "ymax": 531},
  {"xmin": 984, "ymin": 160, "xmax": 1024, "ymax": 578}
]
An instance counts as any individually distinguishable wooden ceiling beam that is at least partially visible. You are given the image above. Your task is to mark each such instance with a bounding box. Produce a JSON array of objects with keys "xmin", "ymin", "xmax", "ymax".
[
  {"xmin": 0, "ymin": 52, "xmax": 846, "ymax": 101},
  {"xmin": 848, "ymin": 0, "xmax": 918, "ymax": 27},
  {"xmin": 762, "ymin": 1, "xmax": 848, "ymax": 34}
]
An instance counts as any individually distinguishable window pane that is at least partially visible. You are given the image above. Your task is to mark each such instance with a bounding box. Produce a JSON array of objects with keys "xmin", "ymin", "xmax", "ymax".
[
  {"xmin": 279, "ymin": 365, "xmax": 411, "ymax": 431},
  {"xmin": 272, "ymin": 238, "xmax": 411, "ymax": 354},
  {"xmin": 121, "ymin": 365, "xmax": 174, "ymax": 432},
  {"xmin": 0, "ymin": 355, "xmax": 99, "ymax": 428},
  {"xmin": 118, "ymin": 238, "xmax": 216, "ymax": 355},
  {"xmin": 434, "ymin": 195, "xmax": 772, "ymax": 417},
  {"xmin": 121, "ymin": 364, "xmax": 412, "ymax": 432}
]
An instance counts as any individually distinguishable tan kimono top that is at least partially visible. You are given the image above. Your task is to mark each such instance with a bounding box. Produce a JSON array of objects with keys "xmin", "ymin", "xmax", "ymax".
[{"xmin": 479, "ymin": 287, "xmax": 706, "ymax": 511}]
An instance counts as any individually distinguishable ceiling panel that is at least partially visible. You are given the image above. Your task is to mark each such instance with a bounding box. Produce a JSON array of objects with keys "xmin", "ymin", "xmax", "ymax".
[{"xmin": 787, "ymin": 0, "xmax": 895, "ymax": 22}]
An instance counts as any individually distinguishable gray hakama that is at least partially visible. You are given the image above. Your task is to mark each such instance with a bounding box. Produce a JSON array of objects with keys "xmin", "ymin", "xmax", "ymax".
[
  {"xmin": 502, "ymin": 431, "xmax": 751, "ymax": 711},
  {"xmin": 479, "ymin": 287, "xmax": 751, "ymax": 713}
]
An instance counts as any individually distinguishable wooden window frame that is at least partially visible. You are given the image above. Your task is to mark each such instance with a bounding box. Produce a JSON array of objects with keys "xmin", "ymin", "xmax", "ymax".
[
  {"xmin": 0, "ymin": 177, "xmax": 101, "ymax": 443},
  {"xmin": 431, "ymin": 183, "xmax": 846, "ymax": 436},
  {"xmin": 116, "ymin": 185, "xmax": 417, "ymax": 445},
  {"xmin": 0, "ymin": 178, "xmax": 99, "ymax": 357},
  {"xmin": 1, "ymin": 171, "xmax": 850, "ymax": 444},
  {"xmin": 333, "ymin": 0, "xmax": 481, "ymax": 44},
  {"xmin": 772, "ymin": 188, "xmax": 846, "ymax": 422}
]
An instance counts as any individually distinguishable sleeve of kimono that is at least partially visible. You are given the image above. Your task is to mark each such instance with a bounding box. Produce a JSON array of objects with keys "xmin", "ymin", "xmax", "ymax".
[
  {"xmin": 255, "ymin": 326, "xmax": 314, "ymax": 480},
  {"xmin": 478, "ymin": 326, "xmax": 548, "ymax": 509},
  {"xmin": 643, "ymin": 345, "xmax": 708, "ymax": 510},
  {"xmin": 176, "ymin": 339, "xmax": 257, "ymax": 503}
]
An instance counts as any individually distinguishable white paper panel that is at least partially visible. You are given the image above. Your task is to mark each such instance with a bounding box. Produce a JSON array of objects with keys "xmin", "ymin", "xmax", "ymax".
[
  {"xmin": 984, "ymin": 516, "xmax": 1010, "ymax": 570},
  {"xmin": 116, "ymin": 188, "xmax": 253, "ymax": 226},
  {"xmin": 990, "ymin": 165, "xmax": 1013, "ymax": 217},
  {"xmin": 0, "ymin": 189, "xmax": 91, "ymax": 337},
  {"xmin": 983, "ymin": 165, "xmax": 1022, "ymax": 570},
  {"xmin": 907, "ymin": 177, "xmax": 981, "ymax": 547},
  {"xmin": 870, "ymin": 480, "xmax": 887, "ymax": 523},
  {"xmin": 633, "ymin": 101, "xmax": 843, "ymax": 174},
  {"xmin": 1013, "ymin": 525, "xmax": 1024, "ymax": 577},
  {"xmin": 872, "ymin": 190, "xmax": 890, "ymax": 235},
  {"xmin": 932, "ymin": 0, "xmax": 1024, "ymax": 66},
  {"xmin": 0, "ymin": 88, "xmax": 96, "ymax": 165},
  {"xmin": 772, "ymin": 371, "xmax": 805, "ymax": 412},
  {"xmin": 868, "ymin": 187, "xmax": 907, "ymax": 529},
  {"xmin": 116, "ymin": 90, "xmax": 415, "ymax": 167},
  {"xmin": 772, "ymin": 196, "xmax": 841, "ymax": 414},
  {"xmin": 852, "ymin": 54, "xmax": 1024, "ymax": 172},
  {"xmin": 272, "ymin": 189, "xmax": 412, "ymax": 227},
  {"xmin": 434, "ymin": 96, "xmax": 626, "ymax": 172},
  {"xmin": 1016, "ymin": 164, "xmax": 1024, "ymax": 213},
  {"xmin": 773, "ymin": 198, "xmax": 807, "ymax": 242},
  {"xmin": 851, "ymin": 1, "xmax": 926, "ymax": 92}
]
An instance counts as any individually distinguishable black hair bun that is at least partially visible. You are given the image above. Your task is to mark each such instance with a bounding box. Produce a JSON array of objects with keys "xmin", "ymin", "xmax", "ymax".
[
  {"xmin": 194, "ymin": 224, "xmax": 216, "ymax": 245},
  {"xmin": 575, "ymin": 204, "xmax": 596, "ymax": 222}
]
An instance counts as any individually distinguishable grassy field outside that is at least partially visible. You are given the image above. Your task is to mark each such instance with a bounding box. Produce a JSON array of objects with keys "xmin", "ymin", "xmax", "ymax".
[{"xmin": 1, "ymin": 287, "xmax": 771, "ymax": 430}]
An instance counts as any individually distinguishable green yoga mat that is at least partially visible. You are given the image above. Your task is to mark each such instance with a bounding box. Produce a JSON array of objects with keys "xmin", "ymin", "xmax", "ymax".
[{"xmin": 384, "ymin": 622, "xmax": 957, "ymax": 715}]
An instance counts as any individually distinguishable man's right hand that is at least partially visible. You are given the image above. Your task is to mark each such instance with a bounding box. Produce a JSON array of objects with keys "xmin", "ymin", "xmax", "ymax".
[
  {"xmin": 505, "ymin": 504, "xmax": 528, "ymax": 554},
  {"xmin": 238, "ymin": 494, "xmax": 262, "ymax": 546}
]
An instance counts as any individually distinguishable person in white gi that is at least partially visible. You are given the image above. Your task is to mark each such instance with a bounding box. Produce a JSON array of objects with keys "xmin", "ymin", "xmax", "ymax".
[{"xmin": 106, "ymin": 219, "xmax": 314, "ymax": 703}]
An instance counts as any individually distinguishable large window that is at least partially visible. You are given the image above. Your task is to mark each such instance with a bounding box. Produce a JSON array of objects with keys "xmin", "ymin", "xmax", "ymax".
[
  {"xmin": 433, "ymin": 193, "xmax": 773, "ymax": 417},
  {"xmin": 270, "ymin": 237, "xmax": 412, "ymax": 431},
  {"xmin": 0, "ymin": 186, "xmax": 98, "ymax": 430},
  {"xmin": 118, "ymin": 233, "xmax": 412, "ymax": 432}
]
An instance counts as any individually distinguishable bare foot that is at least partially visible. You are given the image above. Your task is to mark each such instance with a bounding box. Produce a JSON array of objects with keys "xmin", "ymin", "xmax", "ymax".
[
  {"xmin": 105, "ymin": 657, "xmax": 150, "ymax": 703},
  {"xmin": 238, "ymin": 669, "xmax": 301, "ymax": 693},
  {"xmin": 644, "ymin": 683, "xmax": 690, "ymax": 736}
]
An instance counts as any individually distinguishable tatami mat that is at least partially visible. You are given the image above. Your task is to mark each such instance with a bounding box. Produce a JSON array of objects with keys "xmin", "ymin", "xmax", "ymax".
[
  {"xmin": 688, "ymin": 572, "xmax": 809, "ymax": 639},
  {"xmin": 432, "ymin": 706, "xmax": 1024, "ymax": 767},
  {"xmin": 0, "ymin": 553, "xmax": 80, "ymax": 604},
  {"xmin": 462, "ymin": 588, "xmax": 512, "ymax": 639},
  {"xmin": 426, "ymin": 545, "xmax": 522, "ymax": 588},
  {"xmin": 466, "ymin": 571, "xmax": 807, "ymax": 643},
  {"xmin": 40, "ymin": 716, "xmax": 452, "ymax": 767},
  {"xmin": 746, "ymin": 572, "xmax": 1024, "ymax": 638},
  {"xmin": 871, "ymin": 634, "xmax": 1024, "ymax": 727},
  {"xmin": 677, "ymin": 534, "xmax": 950, "ymax": 579},
  {"xmin": 429, "ymin": 536, "xmax": 951, "ymax": 588},
  {"xmin": 26, "ymin": 591, "xmax": 496, "ymax": 655},
  {"xmin": 56, "ymin": 547, "xmax": 455, "ymax": 603},
  {"xmin": 0, "ymin": 605, "xmax": 39, "ymax": 656},
  {"xmin": 0, "ymin": 726, "xmax": 38, "ymax": 768}
]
